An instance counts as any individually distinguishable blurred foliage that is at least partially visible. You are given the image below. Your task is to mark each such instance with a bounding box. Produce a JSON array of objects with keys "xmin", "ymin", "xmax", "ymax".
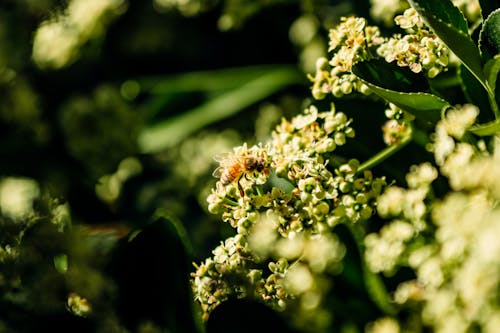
[{"xmin": 59, "ymin": 85, "xmax": 142, "ymax": 179}]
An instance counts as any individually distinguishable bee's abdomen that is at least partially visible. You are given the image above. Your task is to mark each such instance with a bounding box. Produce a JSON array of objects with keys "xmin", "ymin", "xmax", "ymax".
[
  {"xmin": 220, "ymin": 173, "xmax": 232, "ymax": 185},
  {"xmin": 220, "ymin": 167, "xmax": 242, "ymax": 185}
]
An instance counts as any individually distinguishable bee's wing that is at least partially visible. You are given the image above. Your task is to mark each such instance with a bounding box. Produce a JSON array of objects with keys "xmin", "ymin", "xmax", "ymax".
[
  {"xmin": 212, "ymin": 166, "xmax": 224, "ymax": 178},
  {"xmin": 212, "ymin": 152, "xmax": 234, "ymax": 178},
  {"xmin": 213, "ymin": 152, "xmax": 234, "ymax": 163}
]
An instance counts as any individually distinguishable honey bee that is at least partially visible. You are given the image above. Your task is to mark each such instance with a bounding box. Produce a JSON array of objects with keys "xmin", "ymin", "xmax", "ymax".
[{"xmin": 213, "ymin": 152, "xmax": 267, "ymax": 196}]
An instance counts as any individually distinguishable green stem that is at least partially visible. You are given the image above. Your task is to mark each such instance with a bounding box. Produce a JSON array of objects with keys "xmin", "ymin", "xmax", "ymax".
[
  {"xmin": 222, "ymin": 197, "xmax": 240, "ymax": 206},
  {"xmin": 357, "ymin": 133, "xmax": 412, "ymax": 174},
  {"xmin": 346, "ymin": 223, "xmax": 397, "ymax": 316},
  {"xmin": 488, "ymin": 87, "xmax": 500, "ymax": 119},
  {"xmin": 255, "ymin": 185, "xmax": 264, "ymax": 197}
]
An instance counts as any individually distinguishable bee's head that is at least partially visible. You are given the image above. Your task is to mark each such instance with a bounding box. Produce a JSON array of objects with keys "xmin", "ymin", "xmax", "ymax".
[{"xmin": 243, "ymin": 155, "xmax": 265, "ymax": 171}]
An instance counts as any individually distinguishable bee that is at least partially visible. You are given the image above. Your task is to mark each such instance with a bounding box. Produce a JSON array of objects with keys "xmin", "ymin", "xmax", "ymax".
[{"xmin": 212, "ymin": 152, "xmax": 267, "ymax": 196}]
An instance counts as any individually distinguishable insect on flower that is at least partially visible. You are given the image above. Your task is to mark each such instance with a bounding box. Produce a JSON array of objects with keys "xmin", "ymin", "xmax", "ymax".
[{"xmin": 212, "ymin": 151, "xmax": 268, "ymax": 196}]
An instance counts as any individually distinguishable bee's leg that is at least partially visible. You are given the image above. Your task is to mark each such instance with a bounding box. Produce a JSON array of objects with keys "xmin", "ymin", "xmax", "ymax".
[{"xmin": 237, "ymin": 176, "xmax": 245, "ymax": 197}]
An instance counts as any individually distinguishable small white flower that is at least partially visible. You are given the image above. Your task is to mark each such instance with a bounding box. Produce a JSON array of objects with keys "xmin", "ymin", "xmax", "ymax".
[{"xmin": 0, "ymin": 177, "xmax": 40, "ymax": 220}]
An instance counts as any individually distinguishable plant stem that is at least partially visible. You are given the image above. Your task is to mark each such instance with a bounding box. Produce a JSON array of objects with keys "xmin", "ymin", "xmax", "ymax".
[
  {"xmin": 488, "ymin": 87, "xmax": 500, "ymax": 119},
  {"xmin": 357, "ymin": 133, "xmax": 412, "ymax": 174},
  {"xmin": 222, "ymin": 197, "xmax": 240, "ymax": 206}
]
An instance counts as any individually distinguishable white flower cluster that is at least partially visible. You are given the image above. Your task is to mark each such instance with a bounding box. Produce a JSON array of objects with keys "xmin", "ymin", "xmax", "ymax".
[
  {"xmin": 377, "ymin": 8, "xmax": 449, "ymax": 78},
  {"xmin": 381, "ymin": 103, "xmax": 414, "ymax": 146},
  {"xmin": 369, "ymin": 0, "xmax": 480, "ymax": 27},
  {"xmin": 366, "ymin": 316, "xmax": 401, "ymax": 333},
  {"xmin": 194, "ymin": 102, "xmax": 388, "ymax": 330},
  {"xmin": 0, "ymin": 177, "xmax": 71, "ymax": 264},
  {"xmin": 310, "ymin": 17, "xmax": 383, "ymax": 99},
  {"xmin": 366, "ymin": 104, "xmax": 500, "ymax": 332},
  {"xmin": 452, "ymin": 0, "xmax": 481, "ymax": 24},
  {"xmin": 311, "ymin": 8, "xmax": 451, "ymax": 100},
  {"xmin": 382, "ymin": 119, "xmax": 412, "ymax": 146},
  {"xmin": 191, "ymin": 234, "xmax": 277, "ymax": 320},
  {"xmin": 32, "ymin": 0, "xmax": 127, "ymax": 69},
  {"xmin": 369, "ymin": 0, "xmax": 409, "ymax": 26},
  {"xmin": 0, "ymin": 177, "xmax": 40, "ymax": 220},
  {"xmin": 366, "ymin": 161, "xmax": 437, "ymax": 275},
  {"xmin": 153, "ymin": 0, "xmax": 214, "ymax": 16}
]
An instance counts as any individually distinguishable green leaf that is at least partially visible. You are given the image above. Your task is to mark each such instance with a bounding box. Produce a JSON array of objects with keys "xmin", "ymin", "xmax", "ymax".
[
  {"xmin": 408, "ymin": 0, "xmax": 468, "ymax": 33},
  {"xmin": 138, "ymin": 66, "xmax": 305, "ymax": 153},
  {"xmin": 139, "ymin": 65, "xmax": 286, "ymax": 94},
  {"xmin": 469, "ymin": 118, "xmax": 500, "ymax": 136},
  {"xmin": 479, "ymin": 0, "xmax": 499, "ymax": 21},
  {"xmin": 469, "ymin": 56, "xmax": 500, "ymax": 133},
  {"xmin": 153, "ymin": 208, "xmax": 194, "ymax": 257},
  {"xmin": 352, "ymin": 60, "xmax": 449, "ymax": 123},
  {"xmin": 479, "ymin": 13, "xmax": 500, "ymax": 117},
  {"xmin": 408, "ymin": 0, "xmax": 486, "ymax": 86},
  {"xmin": 352, "ymin": 59, "xmax": 429, "ymax": 92},
  {"xmin": 479, "ymin": 9, "xmax": 500, "ymax": 62},
  {"xmin": 484, "ymin": 55, "xmax": 500, "ymax": 95},
  {"xmin": 53, "ymin": 254, "xmax": 68, "ymax": 273},
  {"xmin": 110, "ymin": 217, "xmax": 202, "ymax": 333},
  {"xmin": 459, "ymin": 64, "xmax": 492, "ymax": 116}
]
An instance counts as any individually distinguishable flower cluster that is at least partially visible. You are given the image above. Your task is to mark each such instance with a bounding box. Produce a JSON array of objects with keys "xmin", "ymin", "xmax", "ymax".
[
  {"xmin": 311, "ymin": 8, "xmax": 450, "ymax": 100},
  {"xmin": 153, "ymin": 0, "xmax": 215, "ymax": 16},
  {"xmin": 59, "ymin": 85, "xmax": 142, "ymax": 179},
  {"xmin": 382, "ymin": 119, "xmax": 412, "ymax": 146},
  {"xmin": 365, "ymin": 104, "xmax": 500, "ymax": 332},
  {"xmin": 192, "ymin": 235, "xmax": 273, "ymax": 320},
  {"xmin": 365, "ymin": 161, "xmax": 437, "ymax": 275},
  {"xmin": 369, "ymin": 0, "xmax": 409, "ymax": 26},
  {"xmin": 370, "ymin": 0, "xmax": 481, "ymax": 27},
  {"xmin": 67, "ymin": 292, "xmax": 92, "ymax": 317},
  {"xmin": 377, "ymin": 8, "xmax": 449, "ymax": 78},
  {"xmin": 193, "ymin": 102, "xmax": 388, "ymax": 330},
  {"xmin": 192, "ymin": 3, "xmax": 498, "ymax": 332},
  {"xmin": 381, "ymin": 102, "xmax": 414, "ymax": 146},
  {"xmin": 0, "ymin": 177, "xmax": 71, "ymax": 293},
  {"xmin": 32, "ymin": 0, "xmax": 127, "ymax": 69},
  {"xmin": 328, "ymin": 17, "xmax": 384, "ymax": 71},
  {"xmin": 309, "ymin": 17, "xmax": 383, "ymax": 99},
  {"xmin": 452, "ymin": 0, "xmax": 481, "ymax": 24}
]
